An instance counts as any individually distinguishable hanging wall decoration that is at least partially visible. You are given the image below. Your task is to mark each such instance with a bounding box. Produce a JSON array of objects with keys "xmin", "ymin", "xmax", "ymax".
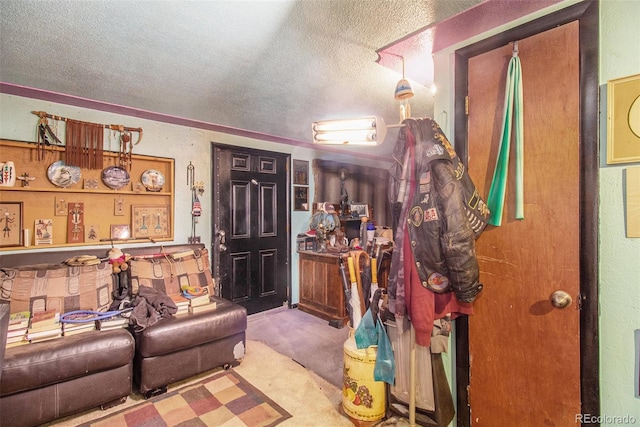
[
  {"xmin": 34, "ymin": 219, "xmax": 53, "ymax": 245},
  {"xmin": 0, "ymin": 161, "xmax": 16, "ymax": 187},
  {"xmin": 66, "ymin": 119, "xmax": 104, "ymax": 169},
  {"xmin": 110, "ymin": 224, "xmax": 130, "ymax": 240},
  {"xmin": 47, "ymin": 161, "xmax": 82, "ymax": 188},
  {"xmin": 31, "ymin": 111, "xmax": 143, "ymax": 169},
  {"xmin": 626, "ymin": 167, "xmax": 640, "ymax": 238},
  {"xmin": 131, "ymin": 205, "xmax": 170, "ymax": 239},
  {"xmin": 85, "ymin": 224, "xmax": 100, "ymax": 243},
  {"xmin": 35, "ymin": 113, "xmax": 63, "ymax": 160},
  {"xmin": 187, "ymin": 161, "xmax": 203, "ymax": 244},
  {"xmin": 607, "ymin": 73, "xmax": 640, "ymax": 164},
  {"xmin": 67, "ymin": 203, "xmax": 85, "ymax": 243},
  {"xmin": 54, "ymin": 197, "xmax": 67, "ymax": 216},
  {"xmin": 101, "ymin": 165, "xmax": 130, "ymax": 190},
  {"xmin": 141, "ymin": 169, "xmax": 165, "ymax": 192},
  {"xmin": 0, "ymin": 202, "xmax": 23, "ymax": 247}
]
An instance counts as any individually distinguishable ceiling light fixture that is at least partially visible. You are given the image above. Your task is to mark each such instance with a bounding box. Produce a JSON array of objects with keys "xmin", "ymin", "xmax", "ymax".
[
  {"xmin": 311, "ymin": 55, "xmax": 412, "ymax": 147},
  {"xmin": 311, "ymin": 116, "xmax": 403, "ymax": 146}
]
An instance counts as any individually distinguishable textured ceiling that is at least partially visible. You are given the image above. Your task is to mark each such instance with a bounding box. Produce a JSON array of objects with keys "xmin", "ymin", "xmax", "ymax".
[{"xmin": 0, "ymin": 0, "xmax": 485, "ymax": 160}]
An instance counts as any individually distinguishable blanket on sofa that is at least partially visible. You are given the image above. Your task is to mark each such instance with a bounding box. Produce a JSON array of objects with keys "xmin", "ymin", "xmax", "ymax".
[
  {"xmin": 0, "ymin": 262, "xmax": 115, "ymax": 314},
  {"xmin": 128, "ymin": 285, "xmax": 177, "ymax": 331}
]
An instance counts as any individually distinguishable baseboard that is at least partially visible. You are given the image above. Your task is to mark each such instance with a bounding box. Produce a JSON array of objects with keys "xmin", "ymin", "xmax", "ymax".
[{"xmin": 247, "ymin": 305, "xmax": 289, "ymax": 321}]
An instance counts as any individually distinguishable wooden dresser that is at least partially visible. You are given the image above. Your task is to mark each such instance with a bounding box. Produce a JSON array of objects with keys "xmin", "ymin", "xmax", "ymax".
[{"xmin": 297, "ymin": 250, "xmax": 390, "ymax": 327}]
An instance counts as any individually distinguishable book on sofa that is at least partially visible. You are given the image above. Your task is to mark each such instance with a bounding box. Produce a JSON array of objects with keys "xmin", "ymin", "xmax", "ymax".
[
  {"xmin": 63, "ymin": 321, "xmax": 97, "ymax": 336},
  {"xmin": 170, "ymin": 294, "xmax": 190, "ymax": 315},
  {"xmin": 188, "ymin": 294, "xmax": 217, "ymax": 314},
  {"xmin": 98, "ymin": 316, "xmax": 130, "ymax": 331},
  {"xmin": 8, "ymin": 311, "xmax": 30, "ymax": 330}
]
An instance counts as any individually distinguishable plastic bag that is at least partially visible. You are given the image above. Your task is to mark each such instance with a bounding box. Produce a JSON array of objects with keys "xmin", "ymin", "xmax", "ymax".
[
  {"xmin": 354, "ymin": 308, "xmax": 378, "ymax": 349},
  {"xmin": 373, "ymin": 318, "xmax": 395, "ymax": 385}
]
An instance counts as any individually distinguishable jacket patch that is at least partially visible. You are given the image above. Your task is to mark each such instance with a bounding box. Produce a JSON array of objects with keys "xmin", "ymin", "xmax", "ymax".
[
  {"xmin": 454, "ymin": 162, "xmax": 465, "ymax": 180},
  {"xmin": 410, "ymin": 206, "xmax": 423, "ymax": 227},
  {"xmin": 419, "ymin": 171, "xmax": 431, "ymax": 194},
  {"xmin": 425, "ymin": 144, "xmax": 445, "ymax": 158},
  {"xmin": 425, "ymin": 272, "xmax": 450, "ymax": 292},
  {"xmin": 434, "ymin": 131, "xmax": 458, "ymax": 159},
  {"xmin": 424, "ymin": 207, "xmax": 438, "ymax": 222}
]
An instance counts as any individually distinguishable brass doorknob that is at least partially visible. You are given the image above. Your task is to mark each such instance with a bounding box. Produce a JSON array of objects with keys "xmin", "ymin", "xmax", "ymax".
[{"xmin": 550, "ymin": 291, "xmax": 572, "ymax": 308}]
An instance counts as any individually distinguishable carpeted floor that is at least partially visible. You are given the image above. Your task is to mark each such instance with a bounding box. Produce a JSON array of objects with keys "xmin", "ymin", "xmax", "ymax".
[{"xmin": 246, "ymin": 306, "xmax": 350, "ymax": 389}]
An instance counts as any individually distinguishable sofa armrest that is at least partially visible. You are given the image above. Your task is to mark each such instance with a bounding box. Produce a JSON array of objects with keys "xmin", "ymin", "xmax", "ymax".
[{"xmin": 0, "ymin": 299, "xmax": 10, "ymax": 380}]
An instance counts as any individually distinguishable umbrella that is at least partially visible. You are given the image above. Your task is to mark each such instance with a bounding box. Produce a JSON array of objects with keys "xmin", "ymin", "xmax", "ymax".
[
  {"xmin": 338, "ymin": 257, "xmax": 353, "ymax": 327},
  {"xmin": 346, "ymin": 256, "xmax": 363, "ymax": 330}
]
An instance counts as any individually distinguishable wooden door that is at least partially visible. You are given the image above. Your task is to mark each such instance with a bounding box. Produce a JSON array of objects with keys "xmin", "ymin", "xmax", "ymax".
[
  {"xmin": 464, "ymin": 22, "xmax": 582, "ymax": 426},
  {"xmin": 212, "ymin": 144, "xmax": 290, "ymax": 315}
]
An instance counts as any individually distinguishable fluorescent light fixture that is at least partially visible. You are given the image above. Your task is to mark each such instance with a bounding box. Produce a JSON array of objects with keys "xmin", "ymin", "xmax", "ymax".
[{"xmin": 312, "ymin": 116, "xmax": 401, "ymax": 146}]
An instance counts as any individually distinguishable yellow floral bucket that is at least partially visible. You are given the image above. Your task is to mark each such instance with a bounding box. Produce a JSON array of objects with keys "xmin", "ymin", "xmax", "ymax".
[{"xmin": 342, "ymin": 333, "xmax": 386, "ymax": 421}]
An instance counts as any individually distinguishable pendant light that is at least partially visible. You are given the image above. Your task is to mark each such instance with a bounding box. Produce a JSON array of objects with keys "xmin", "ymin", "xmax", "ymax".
[{"xmin": 394, "ymin": 56, "xmax": 414, "ymax": 121}]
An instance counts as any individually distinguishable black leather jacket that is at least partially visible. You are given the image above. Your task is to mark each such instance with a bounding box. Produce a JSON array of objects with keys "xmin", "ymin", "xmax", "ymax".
[{"xmin": 388, "ymin": 118, "xmax": 489, "ymax": 305}]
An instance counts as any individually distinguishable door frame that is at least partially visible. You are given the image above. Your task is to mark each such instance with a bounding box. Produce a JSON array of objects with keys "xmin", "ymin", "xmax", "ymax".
[
  {"xmin": 210, "ymin": 142, "xmax": 292, "ymax": 311},
  {"xmin": 453, "ymin": 1, "xmax": 599, "ymax": 425}
]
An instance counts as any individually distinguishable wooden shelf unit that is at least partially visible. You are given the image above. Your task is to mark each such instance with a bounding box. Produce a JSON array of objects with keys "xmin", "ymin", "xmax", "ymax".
[{"xmin": 0, "ymin": 140, "xmax": 174, "ymax": 250}]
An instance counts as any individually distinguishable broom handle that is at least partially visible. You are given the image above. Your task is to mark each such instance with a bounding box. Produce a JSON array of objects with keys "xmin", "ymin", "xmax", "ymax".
[{"xmin": 410, "ymin": 322, "xmax": 417, "ymax": 427}]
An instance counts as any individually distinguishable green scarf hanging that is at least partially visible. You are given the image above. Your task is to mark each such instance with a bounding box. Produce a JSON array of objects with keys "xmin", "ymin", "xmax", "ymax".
[{"xmin": 487, "ymin": 47, "xmax": 524, "ymax": 226}]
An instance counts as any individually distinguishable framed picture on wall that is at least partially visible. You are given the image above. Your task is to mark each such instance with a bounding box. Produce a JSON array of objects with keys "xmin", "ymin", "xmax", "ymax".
[
  {"xmin": 350, "ymin": 203, "xmax": 369, "ymax": 218},
  {"xmin": 131, "ymin": 205, "xmax": 170, "ymax": 239},
  {"xmin": 0, "ymin": 202, "xmax": 23, "ymax": 247},
  {"xmin": 293, "ymin": 186, "xmax": 309, "ymax": 211},
  {"xmin": 110, "ymin": 224, "xmax": 130, "ymax": 240},
  {"xmin": 607, "ymin": 73, "xmax": 640, "ymax": 164},
  {"xmin": 293, "ymin": 159, "xmax": 309, "ymax": 185}
]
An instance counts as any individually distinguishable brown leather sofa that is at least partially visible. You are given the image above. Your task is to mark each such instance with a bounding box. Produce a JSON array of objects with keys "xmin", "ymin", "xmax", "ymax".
[
  {"xmin": 0, "ymin": 324, "xmax": 135, "ymax": 427},
  {"xmin": 133, "ymin": 295, "xmax": 247, "ymax": 397},
  {"xmin": 0, "ymin": 244, "xmax": 247, "ymax": 426}
]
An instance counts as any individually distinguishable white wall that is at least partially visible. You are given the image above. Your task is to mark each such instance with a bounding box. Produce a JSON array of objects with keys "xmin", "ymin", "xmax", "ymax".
[{"xmin": 433, "ymin": 0, "xmax": 640, "ymax": 423}]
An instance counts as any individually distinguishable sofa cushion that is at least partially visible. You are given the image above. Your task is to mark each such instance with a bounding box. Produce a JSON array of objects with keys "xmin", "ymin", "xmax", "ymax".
[
  {"xmin": 1, "ymin": 329, "xmax": 134, "ymax": 396},
  {"xmin": 0, "ymin": 262, "xmax": 114, "ymax": 314},
  {"xmin": 129, "ymin": 248, "xmax": 214, "ymax": 296},
  {"xmin": 134, "ymin": 296, "xmax": 246, "ymax": 357}
]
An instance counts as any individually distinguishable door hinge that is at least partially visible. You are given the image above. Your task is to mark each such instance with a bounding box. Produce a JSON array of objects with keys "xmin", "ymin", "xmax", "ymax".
[{"xmin": 465, "ymin": 96, "xmax": 469, "ymax": 116}]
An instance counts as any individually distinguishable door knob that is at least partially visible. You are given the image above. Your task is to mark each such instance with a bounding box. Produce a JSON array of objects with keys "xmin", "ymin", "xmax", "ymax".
[
  {"xmin": 550, "ymin": 291, "xmax": 572, "ymax": 308},
  {"xmin": 214, "ymin": 227, "xmax": 227, "ymax": 252}
]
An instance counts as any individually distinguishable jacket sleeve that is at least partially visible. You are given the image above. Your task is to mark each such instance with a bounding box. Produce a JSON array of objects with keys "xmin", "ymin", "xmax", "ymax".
[{"xmin": 431, "ymin": 159, "xmax": 484, "ymax": 303}]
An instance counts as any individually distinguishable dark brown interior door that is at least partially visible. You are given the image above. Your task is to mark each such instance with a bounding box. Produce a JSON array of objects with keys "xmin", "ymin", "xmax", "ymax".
[
  {"xmin": 212, "ymin": 144, "xmax": 290, "ymax": 315},
  {"xmin": 464, "ymin": 22, "xmax": 582, "ymax": 426}
]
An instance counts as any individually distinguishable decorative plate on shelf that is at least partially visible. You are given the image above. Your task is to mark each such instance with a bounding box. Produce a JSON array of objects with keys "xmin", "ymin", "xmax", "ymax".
[
  {"xmin": 141, "ymin": 169, "xmax": 165, "ymax": 192},
  {"xmin": 47, "ymin": 161, "xmax": 81, "ymax": 188},
  {"xmin": 101, "ymin": 166, "xmax": 131, "ymax": 190}
]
